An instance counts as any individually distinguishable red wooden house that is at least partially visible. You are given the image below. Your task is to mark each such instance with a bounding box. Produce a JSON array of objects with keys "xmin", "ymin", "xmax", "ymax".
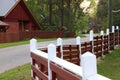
[{"xmin": 0, "ymin": 0, "xmax": 41, "ymax": 42}]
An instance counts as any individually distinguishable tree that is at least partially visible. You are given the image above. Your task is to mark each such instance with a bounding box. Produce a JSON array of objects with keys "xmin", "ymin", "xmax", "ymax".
[
  {"xmin": 74, "ymin": 14, "xmax": 89, "ymax": 35},
  {"xmin": 80, "ymin": 0, "xmax": 109, "ymax": 31},
  {"xmin": 49, "ymin": 0, "xmax": 52, "ymax": 25},
  {"xmin": 112, "ymin": 0, "xmax": 120, "ymax": 26},
  {"xmin": 97, "ymin": 0, "xmax": 109, "ymax": 30},
  {"xmin": 27, "ymin": 0, "xmax": 89, "ymax": 34}
]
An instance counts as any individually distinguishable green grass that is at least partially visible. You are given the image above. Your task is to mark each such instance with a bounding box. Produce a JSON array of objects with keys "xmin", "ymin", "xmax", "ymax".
[
  {"xmin": 0, "ymin": 38, "xmax": 57, "ymax": 48},
  {"xmin": 1, "ymin": 48, "xmax": 120, "ymax": 80},
  {"xmin": 98, "ymin": 47, "xmax": 120, "ymax": 80},
  {"xmin": 0, "ymin": 64, "xmax": 31, "ymax": 80}
]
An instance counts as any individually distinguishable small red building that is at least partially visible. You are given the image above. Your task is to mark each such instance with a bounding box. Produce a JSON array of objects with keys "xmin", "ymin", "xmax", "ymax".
[{"xmin": 0, "ymin": 0, "xmax": 41, "ymax": 42}]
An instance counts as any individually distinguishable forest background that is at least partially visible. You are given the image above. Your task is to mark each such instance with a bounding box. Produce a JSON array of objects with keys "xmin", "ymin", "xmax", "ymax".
[{"xmin": 26, "ymin": 0, "xmax": 120, "ymax": 35}]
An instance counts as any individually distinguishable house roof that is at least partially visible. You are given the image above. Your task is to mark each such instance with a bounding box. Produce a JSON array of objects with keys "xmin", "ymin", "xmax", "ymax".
[
  {"xmin": 0, "ymin": 20, "xmax": 9, "ymax": 26},
  {"xmin": 0, "ymin": 0, "xmax": 19, "ymax": 17},
  {"xmin": 0, "ymin": 0, "xmax": 42, "ymax": 29}
]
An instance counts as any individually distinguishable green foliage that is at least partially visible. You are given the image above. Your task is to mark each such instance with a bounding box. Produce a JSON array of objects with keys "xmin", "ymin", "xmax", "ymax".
[
  {"xmin": 101, "ymin": 17, "xmax": 109, "ymax": 30},
  {"xmin": 26, "ymin": 0, "xmax": 85, "ymax": 32},
  {"xmin": 89, "ymin": 0, "xmax": 98, "ymax": 17},
  {"xmin": 27, "ymin": 0, "xmax": 42, "ymax": 24},
  {"xmin": 97, "ymin": 0, "xmax": 108, "ymax": 18},
  {"xmin": 74, "ymin": 14, "xmax": 89, "ymax": 35},
  {"xmin": 96, "ymin": 0, "xmax": 109, "ymax": 29},
  {"xmin": 26, "ymin": 0, "xmax": 120, "ymax": 33},
  {"xmin": 112, "ymin": 0, "xmax": 120, "ymax": 26}
]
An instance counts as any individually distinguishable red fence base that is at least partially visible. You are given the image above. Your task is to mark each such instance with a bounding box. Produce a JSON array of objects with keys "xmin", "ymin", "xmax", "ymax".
[{"xmin": 0, "ymin": 31, "xmax": 75, "ymax": 43}]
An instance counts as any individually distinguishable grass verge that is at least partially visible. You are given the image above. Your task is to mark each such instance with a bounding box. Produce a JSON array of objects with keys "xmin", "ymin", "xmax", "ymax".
[
  {"xmin": 98, "ymin": 47, "xmax": 120, "ymax": 80},
  {"xmin": 0, "ymin": 63, "xmax": 31, "ymax": 80},
  {"xmin": 0, "ymin": 38, "xmax": 57, "ymax": 48}
]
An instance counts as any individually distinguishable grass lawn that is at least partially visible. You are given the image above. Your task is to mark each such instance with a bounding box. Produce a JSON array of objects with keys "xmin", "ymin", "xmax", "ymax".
[
  {"xmin": 98, "ymin": 47, "xmax": 120, "ymax": 80},
  {"xmin": 0, "ymin": 47, "xmax": 120, "ymax": 80},
  {"xmin": 0, "ymin": 64, "xmax": 31, "ymax": 80},
  {"xmin": 0, "ymin": 38, "xmax": 57, "ymax": 48}
]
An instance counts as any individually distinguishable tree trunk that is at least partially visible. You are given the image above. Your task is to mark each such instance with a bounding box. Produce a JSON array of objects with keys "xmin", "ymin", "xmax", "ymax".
[
  {"xmin": 109, "ymin": 0, "xmax": 112, "ymax": 31},
  {"xmin": 61, "ymin": 0, "xmax": 64, "ymax": 27},
  {"xmin": 67, "ymin": 0, "xmax": 71, "ymax": 32},
  {"xmin": 49, "ymin": 0, "xmax": 52, "ymax": 25}
]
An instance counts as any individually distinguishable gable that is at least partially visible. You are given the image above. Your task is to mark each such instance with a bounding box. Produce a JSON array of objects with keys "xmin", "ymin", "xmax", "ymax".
[
  {"xmin": 3, "ymin": 0, "xmax": 41, "ymax": 29},
  {"xmin": 6, "ymin": 2, "xmax": 30, "ymax": 21},
  {"xmin": 0, "ymin": 0, "xmax": 19, "ymax": 17}
]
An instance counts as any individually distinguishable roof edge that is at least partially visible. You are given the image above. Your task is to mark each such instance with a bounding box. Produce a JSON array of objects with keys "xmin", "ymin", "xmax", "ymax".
[
  {"xmin": 4, "ymin": 0, "xmax": 21, "ymax": 18},
  {"xmin": 22, "ymin": 0, "xmax": 42, "ymax": 29},
  {"xmin": 4, "ymin": 0, "xmax": 42, "ymax": 29}
]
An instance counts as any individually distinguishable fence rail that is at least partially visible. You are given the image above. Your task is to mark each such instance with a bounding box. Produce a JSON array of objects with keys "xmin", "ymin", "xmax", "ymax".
[
  {"xmin": 38, "ymin": 28, "xmax": 119, "ymax": 65},
  {"xmin": 31, "ymin": 45, "xmax": 82, "ymax": 80},
  {"xmin": 30, "ymin": 26, "xmax": 120, "ymax": 80}
]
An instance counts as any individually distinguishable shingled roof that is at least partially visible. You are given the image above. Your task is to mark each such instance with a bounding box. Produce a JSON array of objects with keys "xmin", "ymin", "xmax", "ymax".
[
  {"xmin": 0, "ymin": 0, "xmax": 41, "ymax": 29},
  {"xmin": 0, "ymin": 0, "xmax": 19, "ymax": 17},
  {"xmin": 0, "ymin": 20, "xmax": 9, "ymax": 26}
]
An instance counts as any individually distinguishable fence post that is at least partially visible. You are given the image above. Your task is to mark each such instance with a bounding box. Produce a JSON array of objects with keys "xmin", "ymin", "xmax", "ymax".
[
  {"xmin": 106, "ymin": 28, "xmax": 110, "ymax": 51},
  {"xmin": 81, "ymin": 52, "xmax": 97, "ymax": 80},
  {"xmin": 112, "ymin": 25, "xmax": 115, "ymax": 33},
  {"xmin": 76, "ymin": 36, "xmax": 81, "ymax": 65},
  {"xmin": 76, "ymin": 36, "xmax": 81, "ymax": 45},
  {"xmin": 100, "ymin": 30, "xmax": 104, "ymax": 36},
  {"xmin": 116, "ymin": 26, "xmax": 119, "ymax": 45},
  {"xmin": 30, "ymin": 38, "xmax": 38, "ymax": 79},
  {"xmin": 30, "ymin": 38, "xmax": 37, "ymax": 52},
  {"xmin": 116, "ymin": 26, "xmax": 119, "ymax": 29},
  {"xmin": 100, "ymin": 30, "xmax": 104, "ymax": 57},
  {"xmin": 112, "ymin": 26, "xmax": 115, "ymax": 48},
  {"xmin": 90, "ymin": 30, "xmax": 94, "ymax": 53},
  {"xmin": 106, "ymin": 28, "xmax": 110, "ymax": 35},
  {"xmin": 57, "ymin": 38, "xmax": 63, "ymax": 59},
  {"xmin": 48, "ymin": 44, "xmax": 56, "ymax": 80}
]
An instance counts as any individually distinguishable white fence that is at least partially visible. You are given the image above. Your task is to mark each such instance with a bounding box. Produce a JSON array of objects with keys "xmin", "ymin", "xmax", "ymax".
[{"xmin": 30, "ymin": 38, "xmax": 111, "ymax": 80}]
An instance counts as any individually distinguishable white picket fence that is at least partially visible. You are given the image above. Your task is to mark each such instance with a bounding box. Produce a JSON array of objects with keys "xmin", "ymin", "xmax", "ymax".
[
  {"xmin": 30, "ymin": 38, "xmax": 112, "ymax": 80},
  {"xmin": 29, "ymin": 25, "xmax": 120, "ymax": 80}
]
